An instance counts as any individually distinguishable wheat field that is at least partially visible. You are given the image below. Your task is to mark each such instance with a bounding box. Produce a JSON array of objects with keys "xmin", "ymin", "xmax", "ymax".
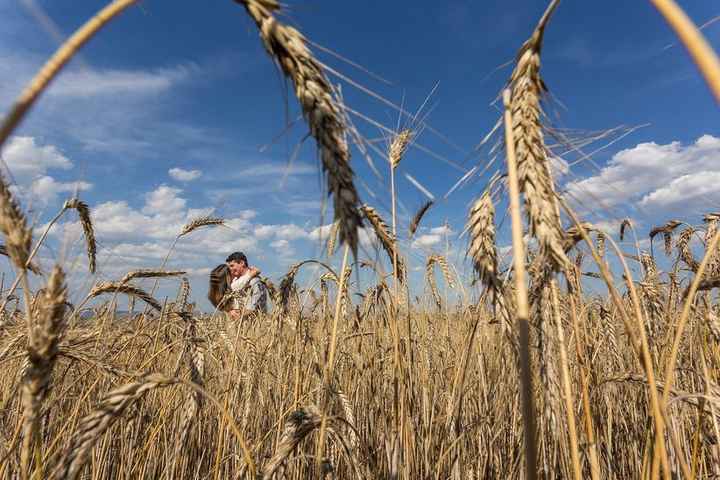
[{"xmin": 1, "ymin": 0, "xmax": 720, "ymax": 478}]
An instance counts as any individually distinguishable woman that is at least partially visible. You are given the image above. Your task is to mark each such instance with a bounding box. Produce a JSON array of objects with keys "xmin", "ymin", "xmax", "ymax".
[{"xmin": 208, "ymin": 263, "xmax": 261, "ymax": 317}]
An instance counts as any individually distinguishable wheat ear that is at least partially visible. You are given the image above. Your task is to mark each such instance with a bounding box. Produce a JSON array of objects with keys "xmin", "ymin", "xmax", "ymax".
[
  {"xmin": 120, "ymin": 269, "xmax": 186, "ymax": 285},
  {"xmin": 64, "ymin": 199, "xmax": 96, "ymax": 274},
  {"xmin": 649, "ymin": 219, "xmax": 682, "ymax": 257},
  {"xmin": 467, "ymin": 187, "xmax": 498, "ymax": 290},
  {"xmin": 409, "ymin": 200, "xmax": 433, "ymax": 238},
  {"xmin": 676, "ymin": 226, "xmax": 699, "ymax": 272},
  {"xmin": 88, "ymin": 281, "xmax": 162, "ymax": 311},
  {"xmin": 0, "ymin": 0, "xmax": 139, "ymax": 149},
  {"xmin": 236, "ymin": 0, "xmax": 362, "ymax": 253},
  {"xmin": 179, "ymin": 215, "xmax": 225, "ymax": 237},
  {"xmin": 506, "ymin": 0, "xmax": 568, "ymax": 271},
  {"xmin": 0, "ymin": 173, "xmax": 31, "ymax": 269},
  {"xmin": 389, "ymin": 129, "xmax": 412, "ymax": 170},
  {"xmin": 361, "ymin": 205, "xmax": 405, "ymax": 281}
]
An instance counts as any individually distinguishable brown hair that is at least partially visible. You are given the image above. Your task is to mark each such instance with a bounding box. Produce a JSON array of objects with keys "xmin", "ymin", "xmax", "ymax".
[{"xmin": 208, "ymin": 264, "xmax": 230, "ymax": 310}]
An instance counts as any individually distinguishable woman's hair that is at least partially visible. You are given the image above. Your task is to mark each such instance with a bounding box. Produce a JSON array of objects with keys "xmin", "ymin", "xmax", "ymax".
[{"xmin": 208, "ymin": 264, "xmax": 230, "ymax": 309}]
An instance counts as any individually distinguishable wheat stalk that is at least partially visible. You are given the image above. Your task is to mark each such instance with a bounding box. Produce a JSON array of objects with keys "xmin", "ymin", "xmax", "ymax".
[
  {"xmin": 650, "ymin": 0, "xmax": 720, "ymax": 103},
  {"xmin": 20, "ymin": 266, "xmax": 66, "ymax": 478},
  {"xmin": 0, "ymin": 0, "xmax": 139, "ymax": 149},
  {"xmin": 0, "ymin": 244, "xmax": 40, "ymax": 274},
  {"xmin": 51, "ymin": 374, "xmax": 177, "ymax": 480},
  {"xmin": 64, "ymin": 199, "xmax": 96, "ymax": 274},
  {"xmin": 262, "ymin": 405, "xmax": 323, "ymax": 479},
  {"xmin": 88, "ymin": 282, "xmax": 161, "ymax": 311},
  {"xmin": 506, "ymin": 0, "xmax": 568, "ymax": 271},
  {"xmin": 236, "ymin": 0, "xmax": 362, "ymax": 252}
]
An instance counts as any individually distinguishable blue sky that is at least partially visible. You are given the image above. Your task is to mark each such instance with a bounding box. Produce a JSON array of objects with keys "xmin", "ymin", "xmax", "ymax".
[{"xmin": 0, "ymin": 0, "xmax": 718, "ymax": 308}]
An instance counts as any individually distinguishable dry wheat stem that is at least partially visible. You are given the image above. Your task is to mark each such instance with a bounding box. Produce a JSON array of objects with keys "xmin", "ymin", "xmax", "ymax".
[
  {"xmin": 651, "ymin": 0, "xmax": 720, "ymax": 103},
  {"xmin": 559, "ymin": 200, "xmax": 671, "ymax": 480},
  {"xmin": 317, "ymin": 243, "xmax": 350, "ymax": 473},
  {"xmin": 51, "ymin": 374, "xmax": 176, "ymax": 480},
  {"xmin": 236, "ymin": 0, "xmax": 362, "ymax": 252},
  {"xmin": 0, "ymin": 0, "xmax": 139, "ymax": 149},
  {"xmin": 263, "ymin": 406, "xmax": 323, "ymax": 479},
  {"xmin": 502, "ymin": 88, "xmax": 537, "ymax": 480},
  {"xmin": 662, "ymin": 229, "xmax": 720, "ymax": 410},
  {"xmin": 549, "ymin": 279, "xmax": 581, "ymax": 480},
  {"xmin": 20, "ymin": 266, "xmax": 66, "ymax": 479}
]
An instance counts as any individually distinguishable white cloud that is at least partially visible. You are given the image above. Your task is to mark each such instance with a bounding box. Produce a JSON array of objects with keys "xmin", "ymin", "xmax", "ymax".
[
  {"xmin": 640, "ymin": 171, "xmax": 720, "ymax": 208},
  {"xmin": 412, "ymin": 234, "xmax": 443, "ymax": 249},
  {"xmin": 308, "ymin": 223, "xmax": 335, "ymax": 241},
  {"xmin": 1, "ymin": 136, "xmax": 72, "ymax": 178},
  {"xmin": 28, "ymin": 176, "xmax": 92, "ymax": 205},
  {"xmin": 429, "ymin": 225, "xmax": 453, "ymax": 236},
  {"xmin": 565, "ymin": 135, "xmax": 720, "ymax": 212},
  {"xmin": 550, "ymin": 156, "xmax": 569, "ymax": 179},
  {"xmin": 240, "ymin": 162, "xmax": 315, "ymax": 178},
  {"xmin": 254, "ymin": 224, "xmax": 309, "ymax": 240},
  {"xmin": 47, "ymin": 65, "xmax": 195, "ymax": 98},
  {"xmin": 169, "ymin": 167, "xmax": 202, "ymax": 182},
  {"xmin": 142, "ymin": 185, "xmax": 187, "ymax": 217}
]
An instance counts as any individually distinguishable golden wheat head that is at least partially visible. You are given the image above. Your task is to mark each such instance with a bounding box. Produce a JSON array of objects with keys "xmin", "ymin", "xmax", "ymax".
[
  {"xmin": 64, "ymin": 199, "xmax": 96, "ymax": 274},
  {"xmin": 236, "ymin": 0, "xmax": 362, "ymax": 253}
]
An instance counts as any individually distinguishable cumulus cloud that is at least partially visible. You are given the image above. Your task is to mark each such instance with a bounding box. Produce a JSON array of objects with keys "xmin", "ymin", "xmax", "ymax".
[
  {"xmin": 29, "ymin": 176, "xmax": 92, "ymax": 205},
  {"xmin": 412, "ymin": 234, "xmax": 443, "ymax": 249},
  {"xmin": 142, "ymin": 185, "xmax": 187, "ymax": 217},
  {"xmin": 1, "ymin": 136, "xmax": 73, "ymax": 178},
  {"xmin": 565, "ymin": 134, "xmax": 720, "ymax": 212},
  {"xmin": 169, "ymin": 167, "xmax": 202, "ymax": 182},
  {"xmin": 410, "ymin": 224, "xmax": 454, "ymax": 249}
]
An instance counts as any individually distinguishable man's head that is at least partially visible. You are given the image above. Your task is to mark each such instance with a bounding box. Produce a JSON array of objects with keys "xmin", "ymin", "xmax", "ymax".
[{"xmin": 226, "ymin": 251, "xmax": 248, "ymax": 278}]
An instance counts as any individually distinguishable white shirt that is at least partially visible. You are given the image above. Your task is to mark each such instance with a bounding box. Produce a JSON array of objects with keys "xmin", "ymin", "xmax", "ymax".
[
  {"xmin": 230, "ymin": 273, "xmax": 267, "ymax": 312},
  {"xmin": 230, "ymin": 273, "xmax": 254, "ymax": 309}
]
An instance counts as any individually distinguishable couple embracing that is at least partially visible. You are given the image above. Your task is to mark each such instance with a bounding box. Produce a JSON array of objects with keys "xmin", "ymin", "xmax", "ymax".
[{"xmin": 208, "ymin": 251, "xmax": 267, "ymax": 318}]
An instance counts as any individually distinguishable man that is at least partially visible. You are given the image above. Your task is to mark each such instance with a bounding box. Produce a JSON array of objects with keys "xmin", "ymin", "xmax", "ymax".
[{"xmin": 225, "ymin": 251, "xmax": 267, "ymax": 318}]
